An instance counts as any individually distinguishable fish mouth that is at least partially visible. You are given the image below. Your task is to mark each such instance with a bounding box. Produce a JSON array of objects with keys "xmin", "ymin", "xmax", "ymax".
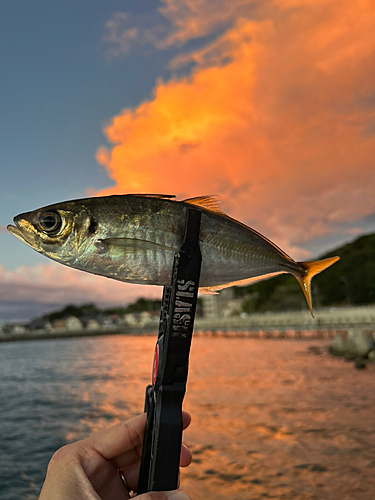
[
  {"xmin": 7, "ymin": 220, "xmax": 26, "ymax": 241},
  {"xmin": 7, "ymin": 216, "xmax": 37, "ymax": 248}
]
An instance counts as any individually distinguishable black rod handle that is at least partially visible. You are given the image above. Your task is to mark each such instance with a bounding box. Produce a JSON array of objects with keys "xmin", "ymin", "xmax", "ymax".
[{"xmin": 137, "ymin": 208, "xmax": 202, "ymax": 493}]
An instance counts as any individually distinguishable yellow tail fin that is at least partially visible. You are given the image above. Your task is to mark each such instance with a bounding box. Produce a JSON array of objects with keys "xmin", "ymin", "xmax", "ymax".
[{"xmin": 296, "ymin": 256, "xmax": 340, "ymax": 317}]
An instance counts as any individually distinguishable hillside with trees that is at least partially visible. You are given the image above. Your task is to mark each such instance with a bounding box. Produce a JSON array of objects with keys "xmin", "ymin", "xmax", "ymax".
[
  {"xmin": 42, "ymin": 298, "xmax": 162, "ymax": 322},
  {"xmin": 234, "ymin": 233, "xmax": 375, "ymax": 313}
]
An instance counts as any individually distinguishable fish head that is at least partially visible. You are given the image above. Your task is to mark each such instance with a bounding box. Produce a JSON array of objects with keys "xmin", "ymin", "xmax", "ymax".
[{"xmin": 7, "ymin": 202, "xmax": 95, "ymax": 265}]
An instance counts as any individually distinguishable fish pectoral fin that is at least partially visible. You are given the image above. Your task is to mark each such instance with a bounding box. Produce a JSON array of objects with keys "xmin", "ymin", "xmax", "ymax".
[
  {"xmin": 199, "ymin": 272, "xmax": 288, "ymax": 294},
  {"xmin": 99, "ymin": 238, "xmax": 176, "ymax": 253}
]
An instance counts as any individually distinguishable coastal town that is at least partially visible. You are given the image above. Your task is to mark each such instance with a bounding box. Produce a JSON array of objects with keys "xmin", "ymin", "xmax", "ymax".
[{"xmin": 1, "ymin": 287, "xmax": 374, "ymax": 342}]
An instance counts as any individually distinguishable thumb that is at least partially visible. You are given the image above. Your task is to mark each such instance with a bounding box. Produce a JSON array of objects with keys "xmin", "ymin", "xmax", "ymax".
[{"xmin": 136, "ymin": 489, "xmax": 191, "ymax": 500}]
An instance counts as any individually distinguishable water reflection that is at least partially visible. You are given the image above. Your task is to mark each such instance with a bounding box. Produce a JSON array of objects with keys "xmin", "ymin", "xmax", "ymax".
[
  {"xmin": 64, "ymin": 336, "xmax": 156, "ymax": 441},
  {"xmin": 1, "ymin": 336, "xmax": 375, "ymax": 500},
  {"xmin": 182, "ymin": 338, "xmax": 375, "ymax": 500},
  {"xmin": 67, "ymin": 336, "xmax": 375, "ymax": 500}
]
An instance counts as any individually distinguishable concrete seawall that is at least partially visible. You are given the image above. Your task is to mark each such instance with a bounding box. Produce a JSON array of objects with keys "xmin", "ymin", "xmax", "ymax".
[
  {"xmin": 0, "ymin": 326, "xmax": 358, "ymax": 343},
  {"xmin": 1, "ymin": 305, "xmax": 374, "ymax": 343},
  {"xmin": 196, "ymin": 304, "xmax": 375, "ymax": 330}
]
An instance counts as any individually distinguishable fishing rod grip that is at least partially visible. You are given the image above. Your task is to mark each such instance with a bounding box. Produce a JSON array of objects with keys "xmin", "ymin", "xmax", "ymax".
[{"xmin": 137, "ymin": 208, "xmax": 202, "ymax": 493}]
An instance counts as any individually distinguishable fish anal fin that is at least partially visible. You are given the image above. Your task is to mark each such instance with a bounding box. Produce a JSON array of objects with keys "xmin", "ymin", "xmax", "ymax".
[
  {"xmin": 199, "ymin": 288, "xmax": 220, "ymax": 295},
  {"xmin": 199, "ymin": 271, "xmax": 287, "ymax": 294},
  {"xmin": 183, "ymin": 196, "xmax": 225, "ymax": 215},
  {"xmin": 99, "ymin": 238, "xmax": 176, "ymax": 253},
  {"xmin": 297, "ymin": 256, "xmax": 340, "ymax": 317}
]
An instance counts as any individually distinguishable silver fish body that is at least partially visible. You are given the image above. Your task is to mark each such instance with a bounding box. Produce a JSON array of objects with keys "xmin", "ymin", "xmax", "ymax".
[{"xmin": 7, "ymin": 194, "xmax": 339, "ymax": 313}]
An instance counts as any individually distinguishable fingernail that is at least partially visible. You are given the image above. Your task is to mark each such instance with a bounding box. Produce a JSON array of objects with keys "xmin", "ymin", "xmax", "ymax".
[{"xmin": 165, "ymin": 489, "xmax": 191, "ymax": 500}]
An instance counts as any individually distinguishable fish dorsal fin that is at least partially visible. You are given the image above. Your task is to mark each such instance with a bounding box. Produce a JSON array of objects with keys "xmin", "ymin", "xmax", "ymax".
[
  {"xmin": 183, "ymin": 196, "xmax": 224, "ymax": 215},
  {"xmin": 183, "ymin": 196, "xmax": 294, "ymax": 263},
  {"xmin": 131, "ymin": 194, "xmax": 176, "ymax": 200},
  {"xmin": 199, "ymin": 271, "xmax": 288, "ymax": 294}
]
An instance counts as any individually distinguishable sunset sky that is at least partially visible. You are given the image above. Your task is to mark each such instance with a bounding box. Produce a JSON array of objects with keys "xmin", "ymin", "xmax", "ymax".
[{"xmin": 1, "ymin": 0, "xmax": 374, "ymax": 321}]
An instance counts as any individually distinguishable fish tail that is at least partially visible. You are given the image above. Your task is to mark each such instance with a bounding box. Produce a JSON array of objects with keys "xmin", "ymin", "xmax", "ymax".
[{"xmin": 295, "ymin": 256, "xmax": 340, "ymax": 317}]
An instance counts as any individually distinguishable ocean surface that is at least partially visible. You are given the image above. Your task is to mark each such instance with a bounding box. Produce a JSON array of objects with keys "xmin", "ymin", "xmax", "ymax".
[{"xmin": 0, "ymin": 335, "xmax": 374, "ymax": 500}]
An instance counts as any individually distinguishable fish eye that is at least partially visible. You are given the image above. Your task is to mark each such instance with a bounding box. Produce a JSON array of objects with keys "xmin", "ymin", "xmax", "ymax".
[{"xmin": 38, "ymin": 211, "xmax": 62, "ymax": 234}]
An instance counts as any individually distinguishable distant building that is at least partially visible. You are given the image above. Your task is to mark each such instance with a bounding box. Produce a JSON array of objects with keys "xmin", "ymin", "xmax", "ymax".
[
  {"xmin": 122, "ymin": 311, "xmax": 158, "ymax": 327},
  {"xmin": 1, "ymin": 323, "xmax": 27, "ymax": 335},
  {"xmin": 140, "ymin": 311, "xmax": 159, "ymax": 323},
  {"xmin": 201, "ymin": 288, "xmax": 243, "ymax": 318},
  {"xmin": 65, "ymin": 316, "xmax": 83, "ymax": 331},
  {"xmin": 52, "ymin": 316, "xmax": 83, "ymax": 332},
  {"xmin": 85, "ymin": 319, "xmax": 100, "ymax": 331},
  {"xmin": 52, "ymin": 319, "xmax": 66, "ymax": 332},
  {"xmin": 124, "ymin": 312, "xmax": 142, "ymax": 326},
  {"xmin": 98, "ymin": 316, "xmax": 116, "ymax": 330},
  {"xmin": 27, "ymin": 318, "xmax": 52, "ymax": 331}
]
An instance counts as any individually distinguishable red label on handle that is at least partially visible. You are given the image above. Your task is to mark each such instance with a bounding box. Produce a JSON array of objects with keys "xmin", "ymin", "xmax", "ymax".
[{"xmin": 152, "ymin": 342, "xmax": 159, "ymax": 385}]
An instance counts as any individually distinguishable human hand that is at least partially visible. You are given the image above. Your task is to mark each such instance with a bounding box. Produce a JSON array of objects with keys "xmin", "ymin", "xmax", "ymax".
[{"xmin": 39, "ymin": 412, "xmax": 192, "ymax": 500}]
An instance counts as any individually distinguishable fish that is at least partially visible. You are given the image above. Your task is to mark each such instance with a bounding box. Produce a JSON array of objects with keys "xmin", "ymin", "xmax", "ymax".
[{"xmin": 7, "ymin": 194, "xmax": 339, "ymax": 316}]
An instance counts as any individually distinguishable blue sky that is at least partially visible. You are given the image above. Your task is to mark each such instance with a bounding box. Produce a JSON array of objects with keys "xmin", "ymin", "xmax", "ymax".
[
  {"xmin": 1, "ymin": 1, "xmax": 179, "ymax": 320},
  {"xmin": 0, "ymin": 1, "xmax": 169, "ymax": 270},
  {"xmin": 1, "ymin": 0, "xmax": 374, "ymax": 321}
]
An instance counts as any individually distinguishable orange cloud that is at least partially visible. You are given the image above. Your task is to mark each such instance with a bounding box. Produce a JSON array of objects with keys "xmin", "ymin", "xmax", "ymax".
[{"xmin": 97, "ymin": 0, "xmax": 375, "ymax": 259}]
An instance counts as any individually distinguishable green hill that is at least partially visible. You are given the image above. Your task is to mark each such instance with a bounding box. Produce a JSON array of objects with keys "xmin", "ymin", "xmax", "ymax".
[
  {"xmin": 233, "ymin": 233, "xmax": 375, "ymax": 312},
  {"xmin": 42, "ymin": 297, "xmax": 162, "ymax": 321},
  {"xmin": 312, "ymin": 233, "xmax": 375, "ymax": 306}
]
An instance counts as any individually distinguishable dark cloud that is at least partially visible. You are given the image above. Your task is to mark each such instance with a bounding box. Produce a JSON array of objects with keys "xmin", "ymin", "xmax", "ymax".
[
  {"xmin": 0, "ymin": 300, "xmax": 63, "ymax": 323},
  {"xmin": 0, "ymin": 263, "xmax": 161, "ymax": 322},
  {"xmin": 302, "ymin": 212, "xmax": 375, "ymax": 258}
]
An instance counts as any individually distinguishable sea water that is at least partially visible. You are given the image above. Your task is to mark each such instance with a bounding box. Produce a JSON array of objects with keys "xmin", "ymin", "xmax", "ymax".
[{"xmin": 1, "ymin": 335, "xmax": 374, "ymax": 500}]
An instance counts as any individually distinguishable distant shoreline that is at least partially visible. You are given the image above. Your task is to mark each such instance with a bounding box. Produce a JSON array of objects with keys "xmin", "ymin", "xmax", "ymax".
[
  {"xmin": 2, "ymin": 305, "xmax": 374, "ymax": 343},
  {"xmin": 0, "ymin": 326, "xmax": 156, "ymax": 343},
  {"xmin": 1, "ymin": 326, "xmax": 372, "ymax": 344}
]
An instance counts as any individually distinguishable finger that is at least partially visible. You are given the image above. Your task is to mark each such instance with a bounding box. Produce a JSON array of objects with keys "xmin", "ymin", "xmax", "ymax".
[
  {"xmin": 114, "ymin": 413, "xmax": 192, "ymax": 471},
  {"xmin": 115, "ymin": 439, "xmax": 191, "ymax": 480},
  {"xmin": 182, "ymin": 411, "xmax": 191, "ymax": 430},
  {"xmin": 87, "ymin": 413, "xmax": 147, "ymax": 461},
  {"xmin": 84, "ymin": 411, "xmax": 191, "ymax": 470},
  {"xmin": 122, "ymin": 443, "xmax": 192, "ymax": 492},
  {"xmin": 111, "ymin": 411, "xmax": 192, "ymax": 470},
  {"xmin": 137, "ymin": 490, "xmax": 191, "ymax": 500},
  {"xmin": 180, "ymin": 443, "xmax": 192, "ymax": 467}
]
